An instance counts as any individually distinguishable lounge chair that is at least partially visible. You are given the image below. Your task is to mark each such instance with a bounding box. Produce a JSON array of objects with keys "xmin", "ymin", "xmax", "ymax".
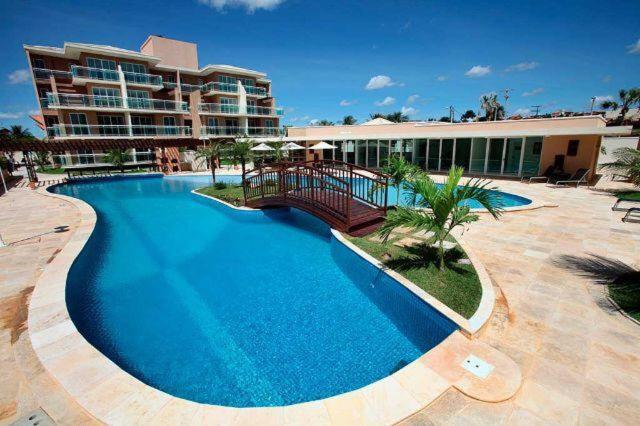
[
  {"xmin": 522, "ymin": 166, "xmax": 569, "ymax": 184},
  {"xmin": 550, "ymin": 168, "xmax": 590, "ymax": 187},
  {"xmin": 612, "ymin": 198, "xmax": 640, "ymax": 211},
  {"xmin": 623, "ymin": 207, "xmax": 640, "ymax": 223}
]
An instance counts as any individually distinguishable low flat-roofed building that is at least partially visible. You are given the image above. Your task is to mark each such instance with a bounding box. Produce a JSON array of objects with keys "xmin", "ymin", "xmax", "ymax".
[{"xmin": 283, "ymin": 116, "xmax": 632, "ymax": 180}]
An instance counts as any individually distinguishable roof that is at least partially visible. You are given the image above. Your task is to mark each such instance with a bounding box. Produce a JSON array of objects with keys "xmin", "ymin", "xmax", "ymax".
[{"xmin": 362, "ymin": 117, "xmax": 394, "ymax": 125}]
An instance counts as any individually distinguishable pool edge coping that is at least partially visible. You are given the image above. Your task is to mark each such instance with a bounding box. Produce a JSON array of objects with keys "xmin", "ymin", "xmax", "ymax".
[{"xmin": 26, "ymin": 183, "xmax": 471, "ymax": 424}]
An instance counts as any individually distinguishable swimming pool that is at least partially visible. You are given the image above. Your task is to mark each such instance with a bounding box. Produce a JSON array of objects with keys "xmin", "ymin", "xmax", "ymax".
[{"xmin": 52, "ymin": 175, "xmax": 456, "ymax": 407}]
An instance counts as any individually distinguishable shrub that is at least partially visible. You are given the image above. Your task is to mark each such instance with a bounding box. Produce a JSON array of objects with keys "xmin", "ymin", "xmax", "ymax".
[{"xmin": 214, "ymin": 181, "xmax": 227, "ymax": 190}]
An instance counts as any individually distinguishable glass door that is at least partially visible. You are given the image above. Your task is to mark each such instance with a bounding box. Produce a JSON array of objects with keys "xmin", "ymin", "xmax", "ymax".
[
  {"xmin": 440, "ymin": 139, "xmax": 454, "ymax": 170},
  {"xmin": 503, "ymin": 138, "xmax": 523, "ymax": 175},
  {"xmin": 427, "ymin": 139, "xmax": 440, "ymax": 170},
  {"xmin": 367, "ymin": 140, "xmax": 378, "ymax": 168},
  {"xmin": 378, "ymin": 140, "xmax": 390, "ymax": 167},
  {"xmin": 454, "ymin": 138, "xmax": 472, "ymax": 171},
  {"xmin": 413, "ymin": 139, "xmax": 427, "ymax": 169},
  {"xmin": 487, "ymin": 138, "xmax": 504, "ymax": 174},
  {"xmin": 522, "ymin": 137, "xmax": 543, "ymax": 175},
  {"xmin": 469, "ymin": 138, "xmax": 487, "ymax": 173}
]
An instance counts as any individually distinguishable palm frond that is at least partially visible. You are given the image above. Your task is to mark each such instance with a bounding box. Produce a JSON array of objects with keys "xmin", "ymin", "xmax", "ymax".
[{"xmin": 377, "ymin": 208, "xmax": 438, "ymax": 242}]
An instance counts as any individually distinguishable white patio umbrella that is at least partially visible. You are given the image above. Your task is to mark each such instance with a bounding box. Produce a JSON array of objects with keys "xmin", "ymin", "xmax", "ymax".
[
  {"xmin": 281, "ymin": 142, "xmax": 305, "ymax": 151},
  {"xmin": 250, "ymin": 143, "xmax": 275, "ymax": 152},
  {"xmin": 308, "ymin": 141, "xmax": 336, "ymax": 150}
]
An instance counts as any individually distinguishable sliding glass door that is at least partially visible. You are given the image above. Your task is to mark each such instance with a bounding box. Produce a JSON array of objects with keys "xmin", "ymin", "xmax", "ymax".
[
  {"xmin": 503, "ymin": 138, "xmax": 523, "ymax": 175},
  {"xmin": 469, "ymin": 138, "xmax": 487, "ymax": 173},
  {"xmin": 427, "ymin": 139, "xmax": 440, "ymax": 170},
  {"xmin": 487, "ymin": 138, "xmax": 504, "ymax": 174},
  {"xmin": 367, "ymin": 140, "xmax": 378, "ymax": 168},
  {"xmin": 454, "ymin": 138, "xmax": 472, "ymax": 171},
  {"xmin": 522, "ymin": 136, "xmax": 543, "ymax": 175},
  {"xmin": 440, "ymin": 139, "xmax": 454, "ymax": 170},
  {"xmin": 414, "ymin": 139, "xmax": 427, "ymax": 169},
  {"xmin": 379, "ymin": 140, "xmax": 390, "ymax": 167}
]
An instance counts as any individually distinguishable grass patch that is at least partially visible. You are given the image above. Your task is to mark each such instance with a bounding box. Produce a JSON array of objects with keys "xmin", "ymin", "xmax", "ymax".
[
  {"xmin": 609, "ymin": 286, "xmax": 640, "ymax": 322},
  {"xmin": 346, "ymin": 234, "xmax": 482, "ymax": 319},
  {"xmin": 196, "ymin": 184, "xmax": 245, "ymax": 206},
  {"xmin": 37, "ymin": 167, "xmax": 65, "ymax": 174},
  {"xmin": 614, "ymin": 190, "xmax": 640, "ymax": 201}
]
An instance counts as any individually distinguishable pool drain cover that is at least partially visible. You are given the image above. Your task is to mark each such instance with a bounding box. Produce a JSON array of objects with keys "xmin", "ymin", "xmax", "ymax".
[
  {"xmin": 461, "ymin": 354, "xmax": 494, "ymax": 379},
  {"xmin": 11, "ymin": 408, "xmax": 55, "ymax": 426}
]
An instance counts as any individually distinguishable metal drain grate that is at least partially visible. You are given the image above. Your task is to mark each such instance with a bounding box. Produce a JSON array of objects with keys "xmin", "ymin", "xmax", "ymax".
[
  {"xmin": 11, "ymin": 408, "xmax": 55, "ymax": 426},
  {"xmin": 461, "ymin": 354, "xmax": 494, "ymax": 379}
]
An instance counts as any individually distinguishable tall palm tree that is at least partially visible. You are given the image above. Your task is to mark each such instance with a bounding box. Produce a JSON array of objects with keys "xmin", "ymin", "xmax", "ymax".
[
  {"xmin": 600, "ymin": 88, "xmax": 640, "ymax": 122},
  {"xmin": 381, "ymin": 154, "xmax": 419, "ymax": 205},
  {"xmin": 385, "ymin": 111, "xmax": 409, "ymax": 123},
  {"xmin": 104, "ymin": 149, "xmax": 129, "ymax": 173},
  {"xmin": 10, "ymin": 125, "xmax": 34, "ymax": 140},
  {"xmin": 341, "ymin": 115, "xmax": 357, "ymax": 125},
  {"xmin": 602, "ymin": 147, "xmax": 640, "ymax": 186},
  {"xmin": 194, "ymin": 142, "xmax": 225, "ymax": 183},
  {"xmin": 479, "ymin": 94, "xmax": 504, "ymax": 121},
  {"xmin": 378, "ymin": 166, "xmax": 503, "ymax": 270},
  {"xmin": 230, "ymin": 139, "xmax": 254, "ymax": 175}
]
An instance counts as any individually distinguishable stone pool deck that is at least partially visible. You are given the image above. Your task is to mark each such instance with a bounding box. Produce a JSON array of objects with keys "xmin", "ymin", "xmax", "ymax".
[{"xmin": 0, "ymin": 177, "xmax": 639, "ymax": 425}]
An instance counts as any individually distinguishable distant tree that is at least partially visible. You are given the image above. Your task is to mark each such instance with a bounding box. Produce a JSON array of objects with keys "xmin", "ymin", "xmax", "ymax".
[
  {"xmin": 385, "ymin": 111, "xmax": 410, "ymax": 123},
  {"xmin": 229, "ymin": 139, "xmax": 254, "ymax": 175},
  {"xmin": 439, "ymin": 116, "xmax": 452, "ymax": 122},
  {"xmin": 341, "ymin": 115, "xmax": 357, "ymax": 125},
  {"xmin": 34, "ymin": 151, "xmax": 50, "ymax": 170},
  {"xmin": 10, "ymin": 125, "xmax": 34, "ymax": 140},
  {"xmin": 600, "ymin": 88, "xmax": 640, "ymax": 122},
  {"xmin": 194, "ymin": 142, "xmax": 225, "ymax": 183},
  {"xmin": 460, "ymin": 110, "xmax": 476, "ymax": 122},
  {"xmin": 316, "ymin": 120, "xmax": 334, "ymax": 126},
  {"xmin": 369, "ymin": 113, "xmax": 386, "ymax": 120},
  {"xmin": 480, "ymin": 94, "xmax": 505, "ymax": 121},
  {"xmin": 104, "ymin": 149, "xmax": 128, "ymax": 173},
  {"xmin": 269, "ymin": 140, "xmax": 287, "ymax": 161}
]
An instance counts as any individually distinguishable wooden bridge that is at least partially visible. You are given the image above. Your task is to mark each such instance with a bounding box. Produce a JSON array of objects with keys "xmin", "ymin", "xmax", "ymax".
[{"xmin": 242, "ymin": 160, "xmax": 390, "ymax": 236}]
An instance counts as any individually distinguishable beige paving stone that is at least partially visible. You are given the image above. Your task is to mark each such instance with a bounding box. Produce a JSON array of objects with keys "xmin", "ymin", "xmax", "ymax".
[{"xmin": 393, "ymin": 237, "xmax": 423, "ymax": 248}]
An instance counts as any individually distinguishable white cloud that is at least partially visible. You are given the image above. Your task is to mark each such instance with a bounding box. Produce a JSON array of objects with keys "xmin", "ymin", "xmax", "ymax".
[
  {"xmin": 407, "ymin": 94, "xmax": 420, "ymax": 104},
  {"xmin": 8, "ymin": 69, "xmax": 29, "ymax": 84},
  {"xmin": 513, "ymin": 108, "xmax": 531, "ymax": 116},
  {"xmin": 308, "ymin": 118, "xmax": 320, "ymax": 125},
  {"xmin": 365, "ymin": 75, "xmax": 400, "ymax": 90},
  {"xmin": 0, "ymin": 111, "xmax": 24, "ymax": 119},
  {"xmin": 339, "ymin": 99, "xmax": 357, "ymax": 106},
  {"xmin": 374, "ymin": 96, "xmax": 395, "ymax": 106},
  {"xmin": 505, "ymin": 61, "xmax": 539, "ymax": 72},
  {"xmin": 465, "ymin": 65, "xmax": 491, "ymax": 78},
  {"xmin": 401, "ymin": 106, "xmax": 418, "ymax": 116},
  {"xmin": 602, "ymin": 75, "xmax": 612, "ymax": 83},
  {"xmin": 522, "ymin": 88, "xmax": 544, "ymax": 97},
  {"xmin": 197, "ymin": 0, "xmax": 285, "ymax": 13},
  {"xmin": 436, "ymin": 75, "xmax": 448, "ymax": 81},
  {"xmin": 594, "ymin": 95, "xmax": 613, "ymax": 103},
  {"xmin": 627, "ymin": 39, "xmax": 640, "ymax": 54}
]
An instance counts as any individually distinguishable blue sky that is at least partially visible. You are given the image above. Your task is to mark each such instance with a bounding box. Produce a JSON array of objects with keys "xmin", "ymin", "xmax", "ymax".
[{"xmin": 0, "ymin": 0, "xmax": 639, "ymax": 135}]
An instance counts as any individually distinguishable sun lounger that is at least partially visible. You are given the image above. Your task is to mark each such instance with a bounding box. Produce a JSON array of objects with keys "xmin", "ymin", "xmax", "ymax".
[
  {"xmin": 623, "ymin": 208, "xmax": 640, "ymax": 223},
  {"xmin": 612, "ymin": 198, "xmax": 640, "ymax": 211},
  {"xmin": 550, "ymin": 168, "xmax": 590, "ymax": 187}
]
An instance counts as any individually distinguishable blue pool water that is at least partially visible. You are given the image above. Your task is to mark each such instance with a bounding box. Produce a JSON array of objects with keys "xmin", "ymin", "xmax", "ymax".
[{"xmin": 52, "ymin": 175, "xmax": 456, "ymax": 407}]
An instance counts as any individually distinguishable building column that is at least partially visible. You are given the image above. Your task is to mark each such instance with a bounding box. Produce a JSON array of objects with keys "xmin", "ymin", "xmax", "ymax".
[
  {"xmin": 237, "ymin": 80, "xmax": 248, "ymax": 135},
  {"xmin": 452, "ymin": 138, "xmax": 457, "ymax": 167},
  {"xmin": 469, "ymin": 139, "xmax": 475, "ymax": 172},
  {"xmin": 500, "ymin": 137, "xmax": 508, "ymax": 174},
  {"xmin": 425, "ymin": 139, "xmax": 430, "ymax": 170},
  {"xmin": 438, "ymin": 139, "xmax": 443, "ymax": 171},
  {"xmin": 518, "ymin": 138, "xmax": 527, "ymax": 176},
  {"xmin": 484, "ymin": 138, "xmax": 490, "ymax": 174},
  {"xmin": 118, "ymin": 65, "xmax": 132, "ymax": 136}
]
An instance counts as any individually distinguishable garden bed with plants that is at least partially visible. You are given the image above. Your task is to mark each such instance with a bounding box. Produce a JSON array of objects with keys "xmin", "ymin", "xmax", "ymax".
[{"xmin": 196, "ymin": 182, "xmax": 245, "ymax": 207}]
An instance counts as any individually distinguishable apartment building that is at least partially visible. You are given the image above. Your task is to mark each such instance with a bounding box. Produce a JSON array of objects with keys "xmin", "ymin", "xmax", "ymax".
[{"xmin": 24, "ymin": 35, "xmax": 283, "ymax": 167}]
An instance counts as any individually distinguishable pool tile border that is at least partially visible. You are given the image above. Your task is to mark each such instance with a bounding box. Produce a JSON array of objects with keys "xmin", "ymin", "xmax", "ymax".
[{"xmin": 27, "ymin": 182, "xmax": 520, "ymax": 425}]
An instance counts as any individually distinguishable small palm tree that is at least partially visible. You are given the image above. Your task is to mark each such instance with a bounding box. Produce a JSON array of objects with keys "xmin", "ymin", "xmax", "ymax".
[
  {"xmin": 270, "ymin": 141, "xmax": 286, "ymax": 162},
  {"xmin": 104, "ymin": 149, "xmax": 129, "ymax": 173},
  {"xmin": 34, "ymin": 151, "xmax": 50, "ymax": 170},
  {"xmin": 230, "ymin": 139, "xmax": 254, "ymax": 175},
  {"xmin": 386, "ymin": 111, "xmax": 409, "ymax": 123},
  {"xmin": 381, "ymin": 154, "xmax": 419, "ymax": 205},
  {"xmin": 341, "ymin": 115, "xmax": 357, "ymax": 125},
  {"xmin": 602, "ymin": 147, "xmax": 640, "ymax": 186},
  {"xmin": 195, "ymin": 142, "xmax": 225, "ymax": 183},
  {"xmin": 10, "ymin": 125, "xmax": 34, "ymax": 140},
  {"xmin": 378, "ymin": 166, "xmax": 503, "ymax": 270}
]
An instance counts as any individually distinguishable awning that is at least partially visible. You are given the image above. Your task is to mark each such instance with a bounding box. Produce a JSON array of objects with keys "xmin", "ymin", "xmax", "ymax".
[
  {"xmin": 308, "ymin": 141, "xmax": 336, "ymax": 150},
  {"xmin": 250, "ymin": 142, "xmax": 275, "ymax": 151}
]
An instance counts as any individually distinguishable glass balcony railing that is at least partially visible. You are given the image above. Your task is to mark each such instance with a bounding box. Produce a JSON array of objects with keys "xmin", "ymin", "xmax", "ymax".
[
  {"xmin": 32, "ymin": 68, "xmax": 72, "ymax": 80},
  {"xmin": 71, "ymin": 65, "xmax": 119, "ymax": 82},
  {"xmin": 52, "ymin": 152, "xmax": 156, "ymax": 166},
  {"xmin": 123, "ymin": 71, "xmax": 163, "ymax": 86},
  {"xmin": 244, "ymin": 85, "xmax": 268, "ymax": 97},
  {"xmin": 181, "ymin": 83, "xmax": 202, "ymax": 93},
  {"xmin": 40, "ymin": 97, "xmax": 49, "ymax": 108},
  {"xmin": 201, "ymin": 126, "xmax": 242, "ymax": 136},
  {"xmin": 47, "ymin": 93, "xmax": 188, "ymax": 112},
  {"xmin": 246, "ymin": 106, "xmax": 284, "ymax": 116},
  {"xmin": 202, "ymin": 81, "xmax": 238, "ymax": 94},
  {"xmin": 247, "ymin": 127, "xmax": 281, "ymax": 136},
  {"xmin": 47, "ymin": 124, "xmax": 191, "ymax": 138},
  {"xmin": 197, "ymin": 103, "xmax": 240, "ymax": 114}
]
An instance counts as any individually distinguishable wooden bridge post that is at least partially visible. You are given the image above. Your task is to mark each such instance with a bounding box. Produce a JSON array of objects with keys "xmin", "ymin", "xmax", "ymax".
[{"xmin": 259, "ymin": 165, "xmax": 265, "ymax": 199}]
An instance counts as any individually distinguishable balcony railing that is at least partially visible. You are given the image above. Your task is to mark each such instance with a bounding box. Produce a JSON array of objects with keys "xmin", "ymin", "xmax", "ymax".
[
  {"xmin": 246, "ymin": 105, "xmax": 284, "ymax": 116},
  {"xmin": 47, "ymin": 94, "xmax": 188, "ymax": 112},
  {"xmin": 40, "ymin": 97, "xmax": 49, "ymax": 108},
  {"xmin": 32, "ymin": 68, "xmax": 72, "ymax": 80},
  {"xmin": 201, "ymin": 126, "xmax": 241, "ymax": 136},
  {"xmin": 71, "ymin": 65, "xmax": 119, "ymax": 82},
  {"xmin": 244, "ymin": 85, "xmax": 268, "ymax": 97},
  {"xmin": 181, "ymin": 83, "xmax": 201, "ymax": 93},
  {"xmin": 47, "ymin": 124, "xmax": 191, "ymax": 138},
  {"xmin": 202, "ymin": 81, "xmax": 238, "ymax": 94},
  {"xmin": 247, "ymin": 127, "xmax": 281, "ymax": 136},
  {"xmin": 124, "ymin": 71, "xmax": 163, "ymax": 87},
  {"xmin": 198, "ymin": 103, "xmax": 240, "ymax": 114},
  {"xmin": 52, "ymin": 152, "xmax": 156, "ymax": 166}
]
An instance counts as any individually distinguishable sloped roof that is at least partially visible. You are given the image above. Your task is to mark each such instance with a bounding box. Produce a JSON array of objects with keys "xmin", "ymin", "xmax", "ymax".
[{"xmin": 362, "ymin": 117, "xmax": 394, "ymax": 125}]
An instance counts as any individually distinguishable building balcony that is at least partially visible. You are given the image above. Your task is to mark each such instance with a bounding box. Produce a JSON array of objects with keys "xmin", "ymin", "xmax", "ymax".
[
  {"xmin": 247, "ymin": 127, "xmax": 281, "ymax": 136},
  {"xmin": 32, "ymin": 68, "xmax": 72, "ymax": 81},
  {"xmin": 52, "ymin": 152, "xmax": 156, "ymax": 166},
  {"xmin": 197, "ymin": 103, "xmax": 240, "ymax": 115},
  {"xmin": 201, "ymin": 126, "xmax": 241, "ymax": 136},
  {"xmin": 123, "ymin": 71, "xmax": 163, "ymax": 89},
  {"xmin": 244, "ymin": 85, "xmax": 268, "ymax": 97},
  {"xmin": 47, "ymin": 93, "xmax": 188, "ymax": 113},
  {"xmin": 71, "ymin": 65, "xmax": 119, "ymax": 85},
  {"xmin": 246, "ymin": 105, "xmax": 284, "ymax": 116},
  {"xmin": 202, "ymin": 81, "xmax": 238, "ymax": 95},
  {"xmin": 47, "ymin": 124, "xmax": 191, "ymax": 139}
]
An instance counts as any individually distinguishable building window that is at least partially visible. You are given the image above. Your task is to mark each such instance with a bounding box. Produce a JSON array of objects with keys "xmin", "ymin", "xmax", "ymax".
[
  {"xmin": 97, "ymin": 115, "xmax": 126, "ymax": 135},
  {"xmin": 567, "ymin": 140, "xmax": 580, "ymax": 156},
  {"xmin": 127, "ymin": 89, "xmax": 150, "ymax": 99},
  {"xmin": 87, "ymin": 57, "xmax": 116, "ymax": 70},
  {"xmin": 219, "ymin": 97, "xmax": 237, "ymax": 105},
  {"xmin": 32, "ymin": 58, "xmax": 45, "ymax": 69},
  {"xmin": 532, "ymin": 141, "xmax": 542, "ymax": 155},
  {"xmin": 265, "ymin": 119, "xmax": 275, "ymax": 128},
  {"xmin": 69, "ymin": 113, "xmax": 89, "ymax": 135},
  {"xmin": 239, "ymin": 77, "xmax": 255, "ymax": 87},
  {"xmin": 121, "ymin": 62, "xmax": 147, "ymax": 74},
  {"xmin": 218, "ymin": 75, "xmax": 236, "ymax": 84}
]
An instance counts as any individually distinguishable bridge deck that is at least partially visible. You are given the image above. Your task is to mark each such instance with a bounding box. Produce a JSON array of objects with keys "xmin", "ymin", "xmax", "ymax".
[{"xmin": 246, "ymin": 188, "xmax": 386, "ymax": 236}]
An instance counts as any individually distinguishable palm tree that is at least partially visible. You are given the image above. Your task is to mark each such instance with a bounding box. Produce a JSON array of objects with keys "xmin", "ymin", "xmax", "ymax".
[
  {"xmin": 9, "ymin": 125, "xmax": 34, "ymax": 140},
  {"xmin": 316, "ymin": 119, "xmax": 334, "ymax": 126},
  {"xmin": 461, "ymin": 110, "xmax": 476, "ymax": 122},
  {"xmin": 378, "ymin": 166, "xmax": 503, "ymax": 270},
  {"xmin": 602, "ymin": 147, "xmax": 640, "ymax": 186},
  {"xmin": 104, "ymin": 149, "xmax": 129, "ymax": 173},
  {"xmin": 270, "ymin": 140, "xmax": 286, "ymax": 162},
  {"xmin": 369, "ymin": 113, "xmax": 386, "ymax": 120},
  {"xmin": 479, "ymin": 94, "xmax": 505, "ymax": 121},
  {"xmin": 230, "ymin": 139, "xmax": 254, "ymax": 175},
  {"xmin": 341, "ymin": 115, "xmax": 357, "ymax": 125},
  {"xmin": 194, "ymin": 142, "xmax": 225, "ymax": 183},
  {"xmin": 34, "ymin": 151, "xmax": 50, "ymax": 170},
  {"xmin": 381, "ymin": 154, "xmax": 419, "ymax": 205},
  {"xmin": 385, "ymin": 111, "xmax": 409, "ymax": 123},
  {"xmin": 600, "ymin": 88, "xmax": 640, "ymax": 122}
]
